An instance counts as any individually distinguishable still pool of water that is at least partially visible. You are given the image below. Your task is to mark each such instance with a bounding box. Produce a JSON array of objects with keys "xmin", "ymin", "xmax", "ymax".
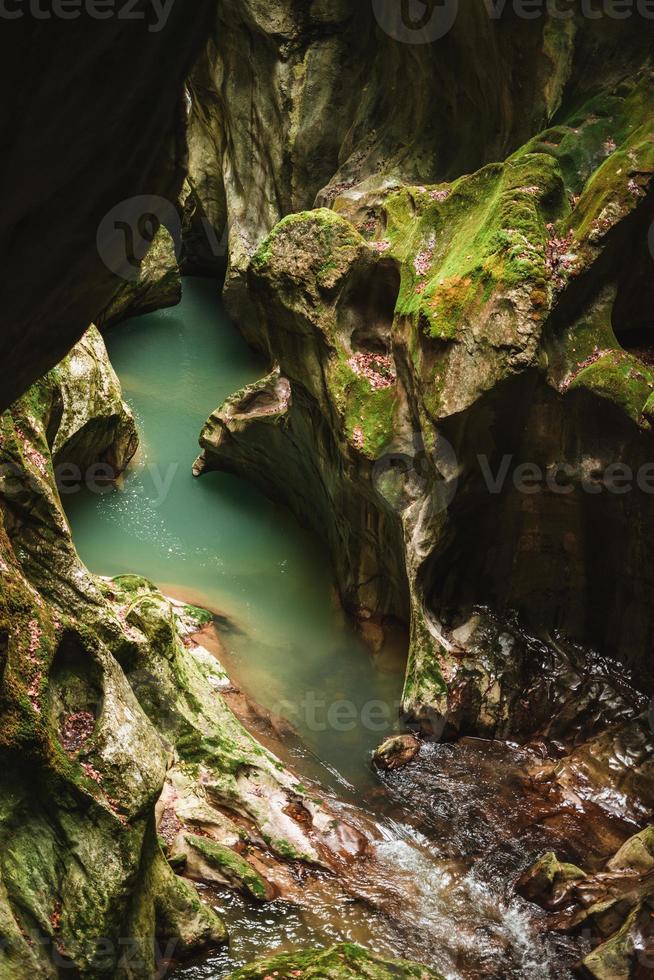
[
  {"xmin": 65, "ymin": 278, "xmax": 405, "ymax": 794},
  {"xmin": 64, "ymin": 279, "xmax": 587, "ymax": 979}
]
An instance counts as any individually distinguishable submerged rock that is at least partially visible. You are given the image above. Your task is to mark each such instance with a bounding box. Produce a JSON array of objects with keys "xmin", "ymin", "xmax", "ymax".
[{"xmin": 224, "ymin": 942, "xmax": 442, "ymax": 979}]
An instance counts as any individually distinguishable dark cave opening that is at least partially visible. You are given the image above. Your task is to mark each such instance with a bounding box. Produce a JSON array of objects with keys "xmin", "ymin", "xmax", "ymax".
[
  {"xmin": 611, "ymin": 210, "xmax": 654, "ymax": 362},
  {"xmin": 338, "ymin": 259, "xmax": 401, "ymax": 354},
  {"xmin": 420, "ymin": 372, "xmax": 654, "ymax": 685}
]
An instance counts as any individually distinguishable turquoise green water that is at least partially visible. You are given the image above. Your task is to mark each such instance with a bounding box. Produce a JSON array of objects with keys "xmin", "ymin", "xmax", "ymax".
[{"xmin": 64, "ymin": 278, "xmax": 404, "ymax": 793}]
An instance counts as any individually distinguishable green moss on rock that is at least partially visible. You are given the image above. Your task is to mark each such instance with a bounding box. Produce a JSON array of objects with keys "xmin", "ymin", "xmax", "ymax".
[
  {"xmin": 568, "ymin": 350, "xmax": 654, "ymax": 423},
  {"xmin": 184, "ymin": 835, "xmax": 270, "ymax": 902},
  {"xmin": 225, "ymin": 943, "xmax": 442, "ymax": 979}
]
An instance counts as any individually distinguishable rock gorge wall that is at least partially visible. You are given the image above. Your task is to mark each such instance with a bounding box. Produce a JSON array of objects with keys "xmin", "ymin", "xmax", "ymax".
[
  {"xmin": 186, "ymin": 21, "xmax": 654, "ymax": 969},
  {"xmin": 2, "ymin": 4, "xmax": 654, "ymax": 977},
  {"xmin": 192, "ymin": 12, "xmax": 654, "ymax": 740}
]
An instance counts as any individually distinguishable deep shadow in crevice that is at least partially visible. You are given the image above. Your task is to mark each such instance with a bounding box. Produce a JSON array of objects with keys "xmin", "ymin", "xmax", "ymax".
[
  {"xmin": 0, "ymin": 628, "xmax": 7, "ymax": 685},
  {"xmin": 338, "ymin": 259, "xmax": 401, "ymax": 354},
  {"xmin": 547, "ymin": 186, "xmax": 654, "ymax": 346},
  {"xmin": 610, "ymin": 218, "xmax": 654, "ymax": 364},
  {"xmin": 48, "ymin": 630, "xmax": 104, "ymax": 732},
  {"xmin": 420, "ymin": 371, "xmax": 654, "ymax": 687}
]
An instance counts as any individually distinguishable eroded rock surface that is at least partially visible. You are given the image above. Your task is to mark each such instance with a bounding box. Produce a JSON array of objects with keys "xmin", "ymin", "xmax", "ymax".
[
  {"xmin": 190, "ymin": 18, "xmax": 654, "ymax": 974},
  {"xmin": 196, "ymin": 40, "xmax": 654, "ymax": 735},
  {"xmin": 99, "ymin": 227, "xmax": 182, "ymax": 328},
  {"xmin": 518, "ymin": 825, "xmax": 654, "ymax": 978}
]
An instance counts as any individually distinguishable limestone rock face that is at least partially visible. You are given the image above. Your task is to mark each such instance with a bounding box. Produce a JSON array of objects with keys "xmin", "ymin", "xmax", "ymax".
[
  {"xmin": 98, "ymin": 227, "xmax": 182, "ymax": 329},
  {"xmin": 194, "ymin": 40, "xmax": 654, "ymax": 968},
  {"xmin": 50, "ymin": 324, "xmax": 138, "ymax": 474},
  {"xmin": 186, "ymin": 12, "xmax": 651, "ymax": 319},
  {"xmin": 197, "ymin": 37, "xmax": 654, "ymax": 739}
]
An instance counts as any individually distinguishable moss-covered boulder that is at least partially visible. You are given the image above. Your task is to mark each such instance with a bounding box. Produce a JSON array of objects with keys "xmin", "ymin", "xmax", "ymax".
[
  {"xmin": 519, "ymin": 825, "xmax": 654, "ymax": 978},
  {"xmin": 516, "ymin": 851, "xmax": 586, "ymax": 905}
]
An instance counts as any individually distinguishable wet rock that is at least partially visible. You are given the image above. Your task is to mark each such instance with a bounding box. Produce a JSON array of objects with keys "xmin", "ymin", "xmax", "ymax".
[
  {"xmin": 580, "ymin": 901, "xmax": 654, "ymax": 980},
  {"xmin": 608, "ymin": 826, "xmax": 654, "ymax": 874},
  {"xmin": 519, "ymin": 825, "xmax": 654, "ymax": 977},
  {"xmin": 373, "ymin": 735, "xmax": 421, "ymax": 772},
  {"xmin": 183, "ymin": 834, "xmax": 276, "ymax": 902},
  {"xmin": 516, "ymin": 851, "xmax": 586, "ymax": 905},
  {"xmin": 224, "ymin": 942, "xmax": 443, "ymax": 979}
]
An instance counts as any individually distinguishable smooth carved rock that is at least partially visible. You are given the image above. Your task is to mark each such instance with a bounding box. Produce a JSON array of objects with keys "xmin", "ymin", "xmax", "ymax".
[
  {"xmin": 98, "ymin": 226, "xmax": 182, "ymax": 329},
  {"xmin": 198, "ymin": 59, "xmax": 654, "ymax": 745}
]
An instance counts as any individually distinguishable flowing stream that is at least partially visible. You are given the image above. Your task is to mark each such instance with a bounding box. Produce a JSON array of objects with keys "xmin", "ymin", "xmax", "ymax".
[{"xmin": 65, "ymin": 279, "xmax": 595, "ymax": 979}]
